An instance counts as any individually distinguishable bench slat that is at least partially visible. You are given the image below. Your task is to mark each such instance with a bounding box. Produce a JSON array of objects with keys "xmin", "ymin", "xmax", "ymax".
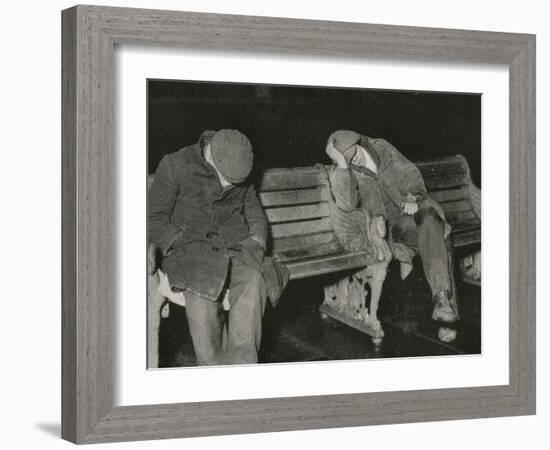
[
  {"xmin": 439, "ymin": 199, "xmax": 473, "ymax": 214},
  {"xmin": 265, "ymin": 203, "xmax": 330, "ymax": 223},
  {"xmin": 285, "ymin": 251, "xmax": 369, "ymax": 280},
  {"xmin": 424, "ymin": 172, "xmax": 470, "ymax": 190},
  {"xmin": 417, "ymin": 156, "xmax": 469, "ymax": 178},
  {"xmin": 452, "ymin": 229, "xmax": 481, "ymax": 247},
  {"xmin": 271, "ymin": 231, "xmax": 337, "ymax": 253},
  {"xmin": 429, "ymin": 186, "xmax": 470, "ymax": 203},
  {"xmin": 275, "ymin": 241, "xmax": 343, "ymax": 262},
  {"xmin": 270, "ymin": 217, "xmax": 333, "ymax": 239},
  {"xmin": 451, "ymin": 219, "xmax": 481, "ymax": 232},
  {"xmin": 258, "ymin": 167, "xmax": 321, "ymax": 191},
  {"xmin": 259, "ymin": 188, "xmax": 326, "ymax": 207},
  {"xmin": 445, "ymin": 210, "xmax": 477, "ymax": 224}
]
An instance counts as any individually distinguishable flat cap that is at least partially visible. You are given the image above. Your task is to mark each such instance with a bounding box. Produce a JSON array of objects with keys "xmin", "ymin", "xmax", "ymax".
[{"xmin": 209, "ymin": 129, "xmax": 253, "ymax": 184}]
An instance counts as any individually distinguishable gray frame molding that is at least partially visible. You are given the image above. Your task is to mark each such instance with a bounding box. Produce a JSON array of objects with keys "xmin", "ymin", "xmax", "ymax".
[{"xmin": 61, "ymin": 5, "xmax": 536, "ymax": 444}]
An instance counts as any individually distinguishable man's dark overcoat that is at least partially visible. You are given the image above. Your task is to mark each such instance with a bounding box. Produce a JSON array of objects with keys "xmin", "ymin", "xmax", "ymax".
[{"xmin": 148, "ymin": 142, "xmax": 267, "ymax": 301}]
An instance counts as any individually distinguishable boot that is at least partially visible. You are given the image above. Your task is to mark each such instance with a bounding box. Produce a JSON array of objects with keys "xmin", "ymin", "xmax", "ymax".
[{"xmin": 432, "ymin": 290, "xmax": 457, "ymax": 323}]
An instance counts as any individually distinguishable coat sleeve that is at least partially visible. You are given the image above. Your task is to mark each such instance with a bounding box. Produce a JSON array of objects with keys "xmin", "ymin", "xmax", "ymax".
[
  {"xmin": 376, "ymin": 139, "xmax": 427, "ymax": 203},
  {"xmin": 329, "ymin": 167, "xmax": 360, "ymax": 212},
  {"xmin": 244, "ymin": 183, "xmax": 268, "ymax": 247},
  {"xmin": 147, "ymin": 156, "xmax": 183, "ymax": 255}
]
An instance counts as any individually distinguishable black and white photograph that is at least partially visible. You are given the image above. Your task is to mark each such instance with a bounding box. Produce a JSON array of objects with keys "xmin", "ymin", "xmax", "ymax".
[{"xmin": 146, "ymin": 79, "xmax": 482, "ymax": 368}]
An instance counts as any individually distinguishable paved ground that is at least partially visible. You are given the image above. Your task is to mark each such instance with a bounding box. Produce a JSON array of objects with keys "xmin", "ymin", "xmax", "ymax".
[{"xmin": 158, "ymin": 259, "xmax": 481, "ymax": 368}]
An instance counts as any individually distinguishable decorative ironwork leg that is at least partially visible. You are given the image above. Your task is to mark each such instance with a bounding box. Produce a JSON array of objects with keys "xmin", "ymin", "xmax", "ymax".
[{"xmin": 320, "ymin": 260, "xmax": 389, "ymax": 345}]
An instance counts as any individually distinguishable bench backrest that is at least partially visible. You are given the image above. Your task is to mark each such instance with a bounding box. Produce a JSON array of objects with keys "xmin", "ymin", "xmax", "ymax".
[
  {"xmin": 256, "ymin": 166, "xmax": 338, "ymax": 263},
  {"xmin": 415, "ymin": 155, "xmax": 480, "ymax": 247},
  {"xmin": 258, "ymin": 155, "xmax": 480, "ymax": 258}
]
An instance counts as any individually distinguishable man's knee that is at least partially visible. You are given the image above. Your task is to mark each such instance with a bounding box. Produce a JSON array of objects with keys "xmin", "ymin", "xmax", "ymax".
[
  {"xmin": 245, "ymin": 267, "xmax": 267, "ymax": 306},
  {"xmin": 229, "ymin": 263, "xmax": 266, "ymax": 308},
  {"xmin": 391, "ymin": 215, "xmax": 416, "ymax": 240}
]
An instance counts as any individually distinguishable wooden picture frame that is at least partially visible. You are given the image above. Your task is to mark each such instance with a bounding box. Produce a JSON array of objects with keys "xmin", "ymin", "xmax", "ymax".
[{"xmin": 62, "ymin": 5, "xmax": 536, "ymax": 444}]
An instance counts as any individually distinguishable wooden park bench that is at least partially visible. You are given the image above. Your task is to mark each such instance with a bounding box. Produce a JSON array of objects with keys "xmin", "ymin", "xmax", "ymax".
[{"xmin": 147, "ymin": 154, "xmax": 481, "ymax": 367}]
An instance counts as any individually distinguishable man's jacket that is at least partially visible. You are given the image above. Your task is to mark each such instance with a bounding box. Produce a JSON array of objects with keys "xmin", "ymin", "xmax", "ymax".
[{"xmin": 148, "ymin": 142, "xmax": 268, "ymax": 301}]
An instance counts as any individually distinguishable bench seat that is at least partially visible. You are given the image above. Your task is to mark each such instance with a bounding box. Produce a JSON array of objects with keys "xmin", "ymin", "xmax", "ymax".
[{"xmin": 282, "ymin": 250, "xmax": 371, "ymax": 280}]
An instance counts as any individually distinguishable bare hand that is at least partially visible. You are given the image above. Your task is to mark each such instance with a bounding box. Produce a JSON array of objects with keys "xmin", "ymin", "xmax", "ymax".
[{"xmin": 326, "ymin": 140, "xmax": 348, "ymax": 169}]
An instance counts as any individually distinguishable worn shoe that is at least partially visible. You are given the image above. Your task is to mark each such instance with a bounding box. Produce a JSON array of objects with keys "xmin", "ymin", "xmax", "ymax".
[{"xmin": 432, "ymin": 290, "xmax": 457, "ymax": 323}]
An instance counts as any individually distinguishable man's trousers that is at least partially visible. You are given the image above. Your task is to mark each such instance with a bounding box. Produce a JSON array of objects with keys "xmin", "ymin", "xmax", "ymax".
[
  {"xmin": 391, "ymin": 210, "xmax": 451, "ymax": 297},
  {"xmin": 184, "ymin": 257, "xmax": 267, "ymax": 366}
]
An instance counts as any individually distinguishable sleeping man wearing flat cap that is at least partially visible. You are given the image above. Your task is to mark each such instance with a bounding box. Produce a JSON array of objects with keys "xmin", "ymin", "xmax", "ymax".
[
  {"xmin": 325, "ymin": 130, "xmax": 458, "ymax": 337},
  {"xmin": 148, "ymin": 129, "xmax": 285, "ymax": 365}
]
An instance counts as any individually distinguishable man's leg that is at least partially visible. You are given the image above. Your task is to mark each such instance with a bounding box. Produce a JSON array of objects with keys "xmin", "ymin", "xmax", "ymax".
[
  {"xmin": 392, "ymin": 211, "xmax": 456, "ymax": 322},
  {"xmin": 414, "ymin": 209, "xmax": 451, "ymax": 297},
  {"xmin": 225, "ymin": 258, "xmax": 267, "ymax": 364},
  {"xmin": 184, "ymin": 291, "xmax": 226, "ymax": 366}
]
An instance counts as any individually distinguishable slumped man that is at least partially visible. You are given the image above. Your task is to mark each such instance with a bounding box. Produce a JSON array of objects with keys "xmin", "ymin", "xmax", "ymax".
[
  {"xmin": 325, "ymin": 130, "xmax": 458, "ymax": 326},
  {"xmin": 148, "ymin": 129, "xmax": 268, "ymax": 365}
]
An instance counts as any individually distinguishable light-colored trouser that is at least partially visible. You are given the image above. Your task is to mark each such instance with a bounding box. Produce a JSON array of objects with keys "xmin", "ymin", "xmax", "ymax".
[
  {"xmin": 391, "ymin": 212, "xmax": 451, "ymax": 296},
  {"xmin": 184, "ymin": 258, "xmax": 267, "ymax": 366}
]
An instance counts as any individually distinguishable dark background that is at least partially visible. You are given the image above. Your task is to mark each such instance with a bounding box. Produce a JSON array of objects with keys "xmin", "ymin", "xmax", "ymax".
[{"xmin": 148, "ymin": 79, "xmax": 481, "ymax": 187}]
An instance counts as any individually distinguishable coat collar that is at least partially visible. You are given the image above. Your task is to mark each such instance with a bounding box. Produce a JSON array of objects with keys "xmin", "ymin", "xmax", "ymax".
[
  {"xmin": 193, "ymin": 143, "xmax": 237, "ymax": 198},
  {"xmin": 350, "ymin": 135, "xmax": 386, "ymax": 176}
]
